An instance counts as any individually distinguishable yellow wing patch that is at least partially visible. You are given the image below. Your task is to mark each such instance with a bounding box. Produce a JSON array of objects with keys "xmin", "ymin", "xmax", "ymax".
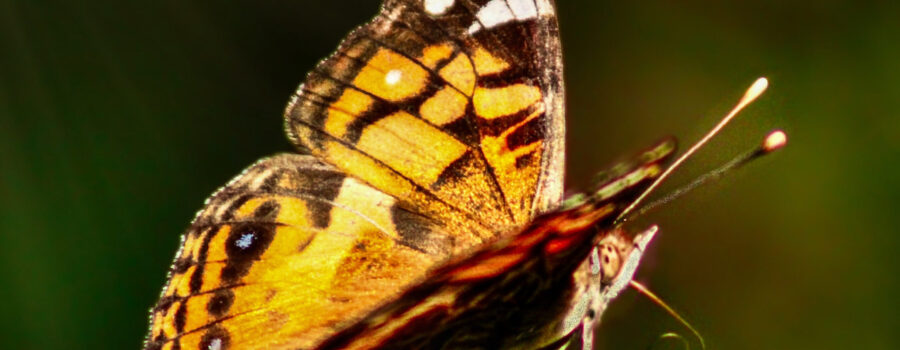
[{"xmin": 473, "ymin": 84, "xmax": 542, "ymax": 119}]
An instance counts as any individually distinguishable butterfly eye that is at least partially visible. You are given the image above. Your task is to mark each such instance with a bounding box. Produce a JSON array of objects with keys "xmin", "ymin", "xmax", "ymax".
[{"xmin": 597, "ymin": 243, "xmax": 622, "ymax": 284}]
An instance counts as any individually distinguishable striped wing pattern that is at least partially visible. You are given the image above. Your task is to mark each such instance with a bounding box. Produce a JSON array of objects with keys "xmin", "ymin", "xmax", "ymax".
[
  {"xmin": 144, "ymin": 1, "xmax": 665, "ymax": 349},
  {"xmin": 145, "ymin": 155, "xmax": 455, "ymax": 349},
  {"xmin": 285, "ymin": 0, "xmax": 565, "ymax": 243}
]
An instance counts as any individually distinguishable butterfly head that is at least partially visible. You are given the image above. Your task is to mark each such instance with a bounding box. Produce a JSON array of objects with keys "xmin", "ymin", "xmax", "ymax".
[
  {"xmin": 594, "ymin": 229, "xmax": 629, "ymax": 284},
  {"xmin": 560, "ymin": 138, "xmax": 676, "ymax": 287}
]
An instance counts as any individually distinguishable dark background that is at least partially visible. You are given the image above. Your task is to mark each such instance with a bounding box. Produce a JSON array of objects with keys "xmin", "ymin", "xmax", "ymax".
[{"xmin": 1, "ymin": 1, "xmax": 897, "ymax": 349}]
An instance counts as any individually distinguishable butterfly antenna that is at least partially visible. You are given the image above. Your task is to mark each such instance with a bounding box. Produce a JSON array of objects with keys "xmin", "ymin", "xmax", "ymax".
[
  {"xmin": 630, "ymin": 280, "xmax": 706, "ymax": 350},
  {"xmin": 626, "ymin": 129, "xmax": 787, "ymax": 220},
  {"xmin": 616, "ymin": 77, "xmax": 771, "ymax": 224}
]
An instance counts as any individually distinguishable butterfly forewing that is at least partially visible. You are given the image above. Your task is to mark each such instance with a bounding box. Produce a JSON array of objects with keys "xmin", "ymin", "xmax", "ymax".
[{"xmin": 285, "ymin": 0, "xmax": 565, "ymax": 241}]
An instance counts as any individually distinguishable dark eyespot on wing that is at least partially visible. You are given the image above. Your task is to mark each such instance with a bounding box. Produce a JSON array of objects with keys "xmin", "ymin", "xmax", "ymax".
[
  {"xmin": 207, "ymin": 288, "xmax": 236, "ymax": 318},
  {"xmin": 199, "ymin": 325, "xmax": 231, "ymax": 350},
  {"xmin": 221, "ymin": 222, "xmax": 276, "ymax": 283}
]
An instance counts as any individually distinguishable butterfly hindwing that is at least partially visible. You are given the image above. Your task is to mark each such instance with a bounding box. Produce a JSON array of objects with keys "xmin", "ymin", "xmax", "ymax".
[
  {"xmin": 285, "ymin": 0, "xmax": 564, "ymax": 246},
  {"xmin": 145, "ymin": 154, "xmax": 456, "ymax": 349}
]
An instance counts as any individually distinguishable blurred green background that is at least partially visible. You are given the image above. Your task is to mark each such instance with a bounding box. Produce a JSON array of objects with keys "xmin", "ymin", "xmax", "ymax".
[{"xmin": 1, "ymin": 0, "xmax": 897, "ymax": 349}]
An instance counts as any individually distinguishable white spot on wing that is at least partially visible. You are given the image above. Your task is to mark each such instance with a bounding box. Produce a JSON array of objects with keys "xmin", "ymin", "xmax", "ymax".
[
  {"xmin": 507, "ymin": 0, "xmax": 538, "ymax": 20},
  {"xmin": 476, "ymin": 0, "xmax": 515, "ymax": 29},
  {"xmin": 424, "ymin": 0, "xmax": 455, "ymax": 15},
  {"xmin": 385, "ymin": 70, "xmax": 402, "ymax": 85},
  {"xmin": 235, "ymin": 232, "xmax": 255, "ymax": 249},
  {"xmin": 208, "ymin": 338, "xmax": 222, "ymax": 350},
  {"xmin": 467, "ymin": 22, "xmax": 483, "ymax": 35},
  {"xmin": 468, "ymin": 0, "xmax": 553, "ymax": 34}
]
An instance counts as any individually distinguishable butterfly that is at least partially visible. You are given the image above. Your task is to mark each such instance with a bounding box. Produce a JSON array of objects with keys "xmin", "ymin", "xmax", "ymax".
[{"xmin": 144, "ymin": 0, "xmax": 695, "ymax": 349}]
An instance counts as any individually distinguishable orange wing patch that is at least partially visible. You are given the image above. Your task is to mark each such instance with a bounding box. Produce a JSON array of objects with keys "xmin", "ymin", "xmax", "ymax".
[
  {"xmin": 470, "ymin": 48, "xmax": 548, "ymax": 223},
  {"xmin": 325, "ymin": 89, "xmax": 374, "ymax": 138},
  {"xmin": 472, "ymin": 46, "xmax": 511, "ymax": 76},
  {"xmin": 352, "ymin": 48, "xmax": 430, "ymax": 102},
  {"xmin": 479, "ymin": 105, "xmax": 546, "ymax": 223},
  {"xmin": 420, "ymin": 43, "xmax": 454, "ymax": 69},
  {"xmin": 356, "ymin": 111, "xmax": 468, "ymax": 185},
  {"xmin": 420, "ymin": 86, "xmax": 467, "ymax": 125},
  {"xmin": 438, "ymin": 53, "xmax": 476, "ymax": 96}
]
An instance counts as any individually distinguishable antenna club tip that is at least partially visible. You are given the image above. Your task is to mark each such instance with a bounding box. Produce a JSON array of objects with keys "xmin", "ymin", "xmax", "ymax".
[
  {"xmin": 763, "ymin": 129, "xmax": 787, "ymax": 152},
  {"xmin": 744, "ymin": 77, "xmax": 769, "ymax": 101}
]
